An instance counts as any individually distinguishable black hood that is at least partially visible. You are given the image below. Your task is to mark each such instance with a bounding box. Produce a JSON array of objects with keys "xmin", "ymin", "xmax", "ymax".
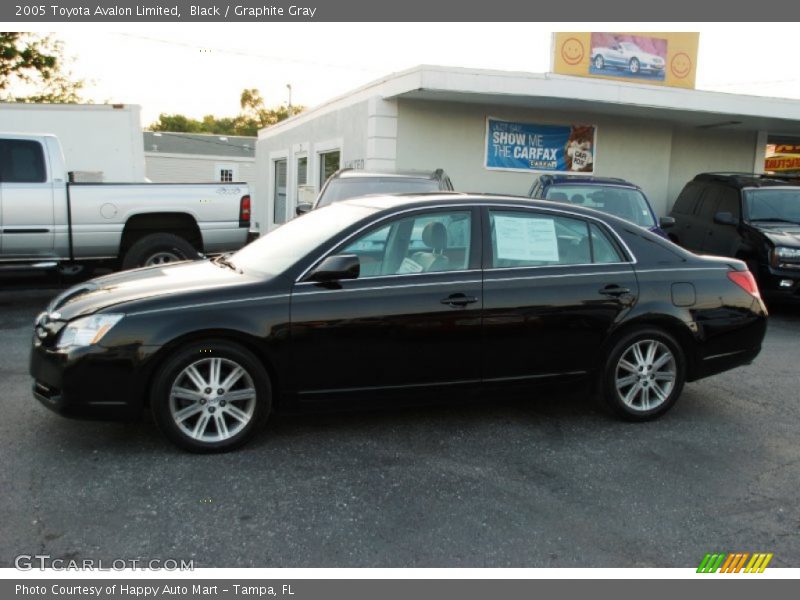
[
  {"xmin": 751, "ymin": 223, "xmax": 800, "ymax": 248},
  {"xmin": 47, "ymin": 260, "xmax": 264, "ymax": 321}
]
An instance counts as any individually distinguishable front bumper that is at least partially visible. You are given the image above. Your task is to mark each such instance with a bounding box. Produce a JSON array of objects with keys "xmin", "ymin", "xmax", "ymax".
[{"xmin": 30, "ymin": 339, "xmax": 147, "ymax": 421}]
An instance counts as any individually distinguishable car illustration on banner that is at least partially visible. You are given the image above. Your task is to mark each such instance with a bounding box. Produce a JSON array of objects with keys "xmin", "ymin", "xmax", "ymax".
[{"xmin": 590, "ymin": 34, "xmax": 667, "ymax": 80}]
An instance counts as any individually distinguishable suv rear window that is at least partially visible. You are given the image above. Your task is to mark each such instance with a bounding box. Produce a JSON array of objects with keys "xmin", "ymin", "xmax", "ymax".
[{"xmin": 317, "ymin": 177, "xmax": 441, "ymax": 207}]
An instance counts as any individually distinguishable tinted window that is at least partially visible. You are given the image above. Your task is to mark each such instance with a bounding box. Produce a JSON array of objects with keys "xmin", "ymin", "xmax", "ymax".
[
  {"xmin": 317, "ymin": 177, "xmax": 441, "ymax": 207},
  {"xmin": 696, "ymin": 186, "xmax": 722, "ymax": 220},
  {"xmin": 342, "ymin": 210, "xmax": 472, "ymax": 278},
  {"xmin": 544, "ymin": 185, "xmax": 656, "ymax": 228},
  {"xmin": 717, "ymin": 187, "xmax": 741, "ymax": 218},
  {"xmin": 490, "ymin": 210, "xmax": 623, "ymax": 268},
  {"xmin": 0, "ymin": 139, "xmax": 46, "ymax": 183},
  {"xmin": 672, "ymin": 183, "xmax": 702, "ymax": 215}
]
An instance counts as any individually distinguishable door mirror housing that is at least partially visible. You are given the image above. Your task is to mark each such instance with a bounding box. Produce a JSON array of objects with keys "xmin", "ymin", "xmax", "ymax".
[
  {"xmin": 296, "ymin": 202, "xmax": 313, "ymax": 216},
  {"xmin": 659, "ymin": 216, "xmax": 676, "ymax": 229},
  {"xmin": 713, "ymin": 211, "xmax": 738, "ymax": 226},
  {"xmin": 307, "ymin": 254, "xmax": 360, "ymax": 282}
]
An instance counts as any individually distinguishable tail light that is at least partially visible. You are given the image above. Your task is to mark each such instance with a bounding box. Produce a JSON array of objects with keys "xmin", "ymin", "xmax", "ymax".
[
  {"xmin": 239, "ymin": 195, "xmax": 251, "ymax": 227},
  {"xmin": 727, "ymin": 270, "xmax": 761, "ymax": 300}
]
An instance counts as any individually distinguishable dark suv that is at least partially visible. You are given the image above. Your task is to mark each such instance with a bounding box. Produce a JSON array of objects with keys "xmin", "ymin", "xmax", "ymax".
[
  {"xmin": 670, "ymin": 172, "xmax": 800, "ymax": 300},
  {"xmin": 296, "ymin": 168, "xmax": 454, "ymax": 215}
]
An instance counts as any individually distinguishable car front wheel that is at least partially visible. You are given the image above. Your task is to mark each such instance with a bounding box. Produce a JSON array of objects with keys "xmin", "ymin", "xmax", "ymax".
[
  {"xmin": 629, "ymin": 57, "xmax": 640, "ymax": 74},
  {"xmin": 594, "ymin": 55, "xmax": 605, "ymax": 69},
  {"xmin": 151, "ymin": 340, "xmax": 271, "ymax": 452},
  {"xmin": 601, "ymin": 328, "xmax": 685, "ymax": 421}
]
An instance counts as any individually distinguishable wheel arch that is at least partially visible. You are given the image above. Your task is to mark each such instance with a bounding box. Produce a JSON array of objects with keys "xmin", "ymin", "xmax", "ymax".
[
  {"xmin": 139, "ymin": 329, "xmax": 282, "ymax": 410},
  {"xmin": 120, "ymin": 212, "xmax": 203, "ymax": 259},
  {"xmin": 602, "ymin": 314, "xmax": 699, "ymax": 381}
]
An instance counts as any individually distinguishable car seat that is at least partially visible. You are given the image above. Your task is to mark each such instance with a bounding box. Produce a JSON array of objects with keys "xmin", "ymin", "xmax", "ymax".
[
  {"xmin": 549, "ymin": 192, "xmax": 569, "ymax": 202},
  {"xmin": 412, "ymin": 222, "xmax": 450, "ymax": 272}
]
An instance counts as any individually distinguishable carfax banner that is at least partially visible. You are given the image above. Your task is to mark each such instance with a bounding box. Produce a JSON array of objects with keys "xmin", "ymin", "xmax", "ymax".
[{"xmin": 485, "ymin": 117, "xmax": 596, "ymax": 173}]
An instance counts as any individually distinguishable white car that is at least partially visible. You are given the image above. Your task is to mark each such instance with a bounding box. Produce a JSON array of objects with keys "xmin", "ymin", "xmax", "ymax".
[{"xmin": 591, "ymin": 41, "xmax": 665, "ymax": 75}]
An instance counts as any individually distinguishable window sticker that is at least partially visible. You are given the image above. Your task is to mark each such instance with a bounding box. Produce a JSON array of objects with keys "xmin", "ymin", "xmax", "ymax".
[
  {"xmin": 494, "ymin": 216, "xmax": 559, "ymax": 262},
  {"xmin": 396, "ymin": 257, "xmax": 424, "ymax": 274}
]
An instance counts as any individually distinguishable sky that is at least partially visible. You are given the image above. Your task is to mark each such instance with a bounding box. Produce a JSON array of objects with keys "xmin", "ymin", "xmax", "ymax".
[{"xmin": 21, "ymin": 23, "xmax": 800, "ymax": 127}]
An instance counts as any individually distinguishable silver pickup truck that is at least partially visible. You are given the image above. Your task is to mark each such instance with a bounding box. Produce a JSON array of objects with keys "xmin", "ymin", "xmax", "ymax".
[{"xmin": 0, "ymin": 133, "xmax": 251, "ymax": 272}]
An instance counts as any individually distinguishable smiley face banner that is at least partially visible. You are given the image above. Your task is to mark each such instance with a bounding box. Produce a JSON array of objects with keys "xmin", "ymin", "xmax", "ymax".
[{"xmin": 552, "ymin": 32, "xmax": 699, "ymax": 89}]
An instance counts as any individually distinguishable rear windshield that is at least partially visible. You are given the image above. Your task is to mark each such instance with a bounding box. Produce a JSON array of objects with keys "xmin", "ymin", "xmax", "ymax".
[
  {"xmin": 545, "ymin": 185, "xmax": 656, "ymax": 228},
  {"xmin": 317, "ymin": 177, "xmax": 440, "ymax": 207},
  {"xmin": 744, "ymin": 188, "xmax": 800, "ymax": 225}
]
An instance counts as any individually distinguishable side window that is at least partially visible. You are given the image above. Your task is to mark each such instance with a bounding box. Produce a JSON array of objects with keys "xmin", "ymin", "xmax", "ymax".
[
  {"xmin": 0, "ymin": 139, "xmax": 47, "ymax": 183},
  {"xmin": 672, "ymin": 183, "xmax": 701, "ymax": 215},
  {"xmin": 589, "ymin": 223, "xmax": 624, "ymax": 263},
  {"xmin": 342, "ymin": 210, "xmax": 472, "ymax": 278},
  {"xmin": 489, "ymin": 211, "xmax": 593, "ymax": 268},
  {"xmin": 717, "ymin": 187, "xmax": 741, "ymax": 218}
]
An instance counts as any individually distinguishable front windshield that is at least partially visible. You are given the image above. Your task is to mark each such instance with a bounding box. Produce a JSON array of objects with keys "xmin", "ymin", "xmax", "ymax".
[
  {"xmin": 317, "ymin": 177, "xmax": 440, "ymax": 207},
  {"xmin": 544, "ymin": 185, "xmax": 656, "ymax": 228},
  {"xmin": 744, "ymin": 188, "xmax": 800, "ymax": 224},
  {"xmin": 231, "ymin": 203, "xmax": 376, "ymax": 275}
]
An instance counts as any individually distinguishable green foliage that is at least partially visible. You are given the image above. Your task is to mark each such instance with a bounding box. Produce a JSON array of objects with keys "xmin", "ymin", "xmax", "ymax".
[
  {"xmin": 0, "ymin": 32, "xmax": 84, "ymax": 103},
  {"xmin": 150, "ymin": 88, "xmax": 303, "ymax": 136}
]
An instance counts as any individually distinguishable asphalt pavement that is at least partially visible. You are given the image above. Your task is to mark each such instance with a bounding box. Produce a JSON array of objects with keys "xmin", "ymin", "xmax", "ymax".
[{"xmin": 1, "ymin": 281, "xmax": 798, "ymax": 568}]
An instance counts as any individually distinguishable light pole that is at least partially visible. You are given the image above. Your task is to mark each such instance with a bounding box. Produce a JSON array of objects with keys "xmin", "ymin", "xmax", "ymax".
[{"xmin": 286, "ymin": 84, "xmax": 292, "ymax": 111}]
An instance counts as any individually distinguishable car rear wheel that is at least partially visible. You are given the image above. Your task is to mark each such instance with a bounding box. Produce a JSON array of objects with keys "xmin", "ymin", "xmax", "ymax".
[
  {"xmin": 151, "ymin": 340, "xmax": 271, "ymax": 452},
  {"xmin": 601, "ymin": 328, "xmax": 685, "ymax": 420},
  {"xmin": 594, "ymin": 55, "xmax": 605, "ymax": 69},
  {"xmin": 121, "ymin": 233, "xmax": 200, "ymax": 270}
]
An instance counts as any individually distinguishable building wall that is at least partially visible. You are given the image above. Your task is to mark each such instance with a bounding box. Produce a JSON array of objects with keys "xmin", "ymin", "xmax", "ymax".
[
  {"xmin": 0, "ymin": 103, "xmax": 145, "ymax": 181},
  {"xmin": 666, "ymin": 127, "xmax": 758, "ymax": 209},
  {"xmin": 395, "ymin": 99, "xmax": 759, "ymax": 216},
  {"xmin": 254, "ymin": 99, "xmax": 371, "ymax": 232},
  {"xmin": 145, "ymin": 154, "xmax": 256, "ymax": 188}
]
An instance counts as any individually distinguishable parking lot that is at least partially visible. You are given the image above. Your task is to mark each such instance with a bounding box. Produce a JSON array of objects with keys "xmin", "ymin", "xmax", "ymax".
[{"xmin": 1, "ymin": 277, "xmax": 799, "ymax": 568}]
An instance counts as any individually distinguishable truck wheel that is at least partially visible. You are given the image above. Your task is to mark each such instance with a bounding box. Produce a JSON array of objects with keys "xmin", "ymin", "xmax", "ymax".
[{"xmin": 121, "ymin": 233, "xmax": 200, "ymax": 270}]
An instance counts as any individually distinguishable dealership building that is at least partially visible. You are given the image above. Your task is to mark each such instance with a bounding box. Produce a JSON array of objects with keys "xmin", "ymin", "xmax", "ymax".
[{"xmin": 254, "ymin": 65, "xmax": 800, "ymax": 233}]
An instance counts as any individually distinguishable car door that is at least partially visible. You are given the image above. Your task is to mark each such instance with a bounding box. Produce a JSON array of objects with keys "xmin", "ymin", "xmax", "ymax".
[
  {"xmin": 289, "ymin": 207, "xmax": 482, "ymax": 400},
  {"xmin": 702, "ymin": 185, "xmax": 742, "ymax": 256},
  {"xmin": 0, "ymin": 138, "xmax": 55, "ymax": 257},
  {"xmin": 481, "ymin": 207, "xmax": 638, "ymax": 382}
]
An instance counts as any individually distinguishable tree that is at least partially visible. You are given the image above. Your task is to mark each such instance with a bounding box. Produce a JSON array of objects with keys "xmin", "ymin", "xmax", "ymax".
[
  {"xmin": 150, "ymin": 88, "xmax": 303, "ymax": 137},
  {"xmin": 0, "ymin": 32, "xmax": 84, "ymax": 103}
]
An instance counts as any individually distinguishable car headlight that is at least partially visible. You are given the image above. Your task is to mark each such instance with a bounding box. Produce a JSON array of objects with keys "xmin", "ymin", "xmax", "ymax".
[
  {"xmin": 56, "ymin": 314, "xmax": 124, "ymax": 349},
  {"xmin": 774, "ymin": 246, "xmax": 800, "ymax": 260}
]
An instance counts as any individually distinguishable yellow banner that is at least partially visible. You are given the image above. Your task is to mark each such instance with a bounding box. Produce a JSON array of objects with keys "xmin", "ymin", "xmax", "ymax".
[{"xmin": 552, "ymin": 32, "xmax": 699, "ymax": 89}]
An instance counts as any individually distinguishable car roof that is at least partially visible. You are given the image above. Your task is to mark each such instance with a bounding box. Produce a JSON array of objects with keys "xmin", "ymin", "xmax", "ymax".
[
  {"xmin": 334, "ymin": 168, "xmax": 443, "ymax": 180},
  {"xmin": 540, "ymin": 175, "xmax": 639, "ymax": 188},
  {"xmin": 692, "ymin": 172, "xmax": 797, "ymax": 189},
  {"xmin": 341, "ymin": 192, "xmax": 636, "ymax": 224}
]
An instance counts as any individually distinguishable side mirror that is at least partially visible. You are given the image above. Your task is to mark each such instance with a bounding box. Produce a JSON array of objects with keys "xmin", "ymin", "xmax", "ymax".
[
  {"xmin": 296, "ymin": 203, "xmax": 313, "ymax": 216},
  {"xmin": 659, "ymin": 216, "xmax": 676, "ymax": 229},
  {"xmin": 307, "ymin": 254, "xmax": 360, "ymax": 282},
  {"xmin": 713, "ymin": 211, "xmax": 737, "ymax": 226}
]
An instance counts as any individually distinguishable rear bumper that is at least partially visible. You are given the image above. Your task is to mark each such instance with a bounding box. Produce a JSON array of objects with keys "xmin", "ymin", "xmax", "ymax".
[{"xmin": 30, "ymin": 340, "xmax": 147, "ymax": 421}]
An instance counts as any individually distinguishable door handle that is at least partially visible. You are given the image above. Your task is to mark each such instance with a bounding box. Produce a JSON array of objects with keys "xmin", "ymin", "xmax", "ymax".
[
  {"xmin": 441, "ymin": 293, "xmax": 478, "ymax": 307},
  {"xmin": 598, "ymin": 284, "xmax": 631, "ymax": 297}
]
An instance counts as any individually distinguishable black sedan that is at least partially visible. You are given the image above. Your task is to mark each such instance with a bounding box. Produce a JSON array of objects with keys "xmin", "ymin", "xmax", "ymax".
[{"xmin": 30, "ymin": 195, "xmax": 768, "ymax": 452}]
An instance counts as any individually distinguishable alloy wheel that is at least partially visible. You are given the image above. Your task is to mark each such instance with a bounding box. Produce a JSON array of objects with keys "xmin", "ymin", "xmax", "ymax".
[
  {"xmin": 168, "ymin": 357, "xmax": 257, "ymax": 442},
  {"xmin": 614, "ymin": 339, "xmax": 676, "ymax": 412}
]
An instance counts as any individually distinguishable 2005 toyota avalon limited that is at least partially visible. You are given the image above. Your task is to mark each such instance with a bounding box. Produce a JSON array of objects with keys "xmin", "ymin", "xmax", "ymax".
[{"xmin": 31, "ymin": 194, "xmax": 768, "ymax": 452}]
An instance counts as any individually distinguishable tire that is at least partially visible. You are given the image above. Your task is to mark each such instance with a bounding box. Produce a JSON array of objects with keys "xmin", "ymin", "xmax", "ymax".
[
  {"xmin": 121, "ymin": 233, "xmax": 200, "ymax": 270},
  {"xmin": 629, "ymin": 57, "xmax": 640, "ymax": 74},
  {"xmin": 600, "ymin": 327, "xmax": 686, "ymax": 421},
  {"xmin": 151, "ymin": 340, "xmax": 271, "ymax": 452},
  {"xmin": 594, "ymin": 55, "xmax": 605, "ymax": 70}
]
